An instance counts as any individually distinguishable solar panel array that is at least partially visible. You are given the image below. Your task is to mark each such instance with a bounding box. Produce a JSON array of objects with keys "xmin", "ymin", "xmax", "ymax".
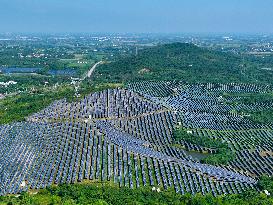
[
  {"xmin": 1, "ymin": 82, "xmax": 272, "ymax": 196},
  {"xmin": 129, "ymin": 82, "xmax": 273, "ymax": 178}
]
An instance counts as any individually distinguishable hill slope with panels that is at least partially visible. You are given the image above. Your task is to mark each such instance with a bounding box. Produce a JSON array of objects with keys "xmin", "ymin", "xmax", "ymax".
[
  {"xmin": 129, "ymin": 82, "xmax": 273, "ymax": 178},
  {"xmin": 0, "ymin": 85, "xmax": 270, "ymax": 196}
]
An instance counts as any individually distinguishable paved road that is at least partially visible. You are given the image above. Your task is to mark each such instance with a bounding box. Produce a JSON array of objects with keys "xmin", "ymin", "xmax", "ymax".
[{"xmin": 84, "ymin": 61, "xmax": 103, "ymax": 80}]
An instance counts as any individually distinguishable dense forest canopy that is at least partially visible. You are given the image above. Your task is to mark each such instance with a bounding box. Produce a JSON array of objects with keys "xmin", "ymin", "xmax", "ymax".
[{"xmin": 92, "ymin": 43, "xmax": 273, "ymax": 85}]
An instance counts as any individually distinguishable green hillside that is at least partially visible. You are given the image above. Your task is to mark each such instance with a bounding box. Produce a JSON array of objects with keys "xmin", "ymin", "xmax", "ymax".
[
  {"xmin": 92, "ymin": 43, "xmax": 273, "ymax": 85},
  {"xmin": 1, "ymin": 177, "xmax": 273, "ymax": 205}
]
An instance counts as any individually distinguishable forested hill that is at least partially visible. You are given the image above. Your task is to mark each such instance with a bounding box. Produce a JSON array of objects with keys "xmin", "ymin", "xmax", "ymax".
[{"xmin": 92, "ymin": 43, "xmax": 273, "ymax": 85}]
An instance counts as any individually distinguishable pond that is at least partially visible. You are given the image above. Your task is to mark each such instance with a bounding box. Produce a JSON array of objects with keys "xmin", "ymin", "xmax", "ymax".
[
  {"xmin": 47, "ymin": 69, "xmax": 77, "ymax": 76},
  {"xmin": 0, "ymin": 67, "xmax": 42, "ymax": 74},
  {"xmin": 184, "ymin": 150, "xmax": 211, "ymax": 161},
  {"xmin": 0, "ymin": 67, "xmax": 77, "ymax": 76}
]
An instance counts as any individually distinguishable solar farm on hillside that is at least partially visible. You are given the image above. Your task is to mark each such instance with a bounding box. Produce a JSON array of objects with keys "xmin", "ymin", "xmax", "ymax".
[{"xmin": 0, "ymin": 82, "xmax": 273, "ymax": 196}]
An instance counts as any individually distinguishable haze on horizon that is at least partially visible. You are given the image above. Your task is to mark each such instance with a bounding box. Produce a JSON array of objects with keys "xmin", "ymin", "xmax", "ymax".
[{"xmin": 0, "ymin": 0, "xmax": 273, "ymax": 34}]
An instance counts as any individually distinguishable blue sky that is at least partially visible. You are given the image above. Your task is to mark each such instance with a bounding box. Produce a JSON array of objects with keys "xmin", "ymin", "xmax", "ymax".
[{"xmin": 0, "ymin": 0, "xmax": 272, "ymax": 33}]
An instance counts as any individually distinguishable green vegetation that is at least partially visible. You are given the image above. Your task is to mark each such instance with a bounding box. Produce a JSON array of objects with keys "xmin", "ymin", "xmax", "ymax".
[
  {"xmin": 257, "ymin": 176, "xmax": 273, "ymax": 194},
  {"xmin": 221, "ymin": 92, "xmax": 273, "ymax": 124},
  {"xmin": 173, "ymin": 128, "xmax": 235, "ymax": 165},
  {"xmin": 92, "ymin": 43, "xmax": 273, "ymax": 85},
  {"xmin": 2, "ymin": 43, "xmax": 272, "ymax": 125},
  {"xmin": 0, "ymin": 74, "xmax": 71, "ymax": 93},
  {"xmin": 201, "ymin": 148, "xmax": 235, "ymax": 165},
  {"xmin": 0, "ymin": 82, "xmax": 123, "ymax": 124},
  {"xmin": 247, "ymin": 109, "xmax": 273, "ymax": 124},
  {"xmin": 222, "ymin": 92, "xmax": 273, "ymax": 105},
  {"xmin": 173, "ymin": 128, "xmax": 225, "ymax": 148},
  {"xmin": 0, "ymin": 42, "xmax": 103, "ymax": 76},
  {"xmin": 1, "ymin": 41, "xmax": 273, "ymax": 204},
  {"xmin": 1, "ymin": 177, "xmax": 273, "ymax": 205},
  {"xmin": 0, "ymin": 86, "xmax": 74, "ymax": 124}
]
